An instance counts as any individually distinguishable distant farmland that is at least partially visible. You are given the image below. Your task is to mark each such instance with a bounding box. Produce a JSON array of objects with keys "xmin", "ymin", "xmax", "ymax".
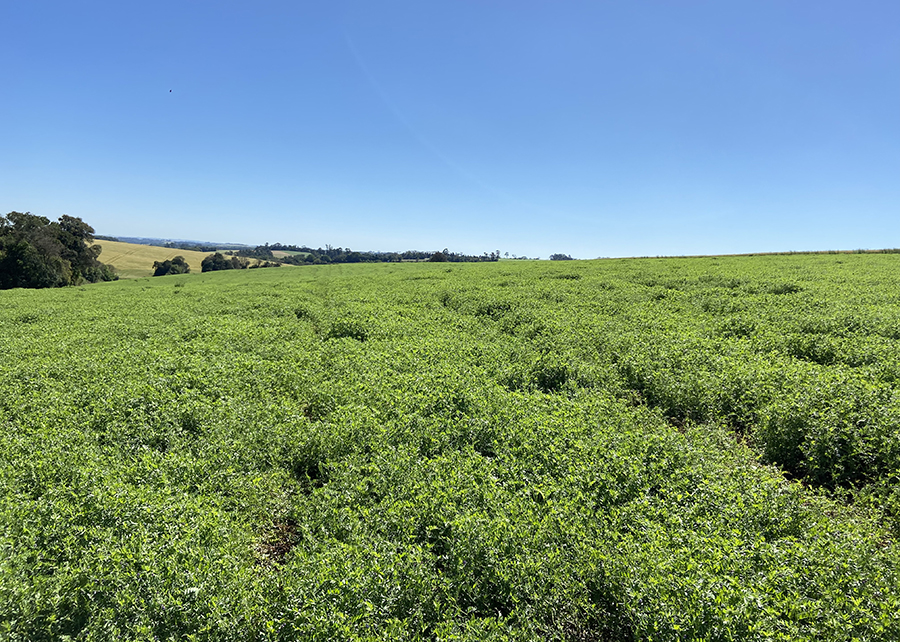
[
  {"xmin": 271, "ymin": 249, "xmax": 309, "ymax": 258},
  {"xmin": 93, "ymin": 240, "xmax": 278, "ymax": 278},
  {"xmin": 92, "ymin": 240, "xmax": 216, "ymax": 278}
]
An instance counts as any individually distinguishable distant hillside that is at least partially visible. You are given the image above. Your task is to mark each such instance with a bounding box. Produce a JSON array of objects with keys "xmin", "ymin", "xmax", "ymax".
[
  {"xmin": 92, "ymin": 240, "xmax": 218, "ymax": 279},
  {"xmin": 104, "ymin": 236, "xmax": 250, "ymax": 251}
]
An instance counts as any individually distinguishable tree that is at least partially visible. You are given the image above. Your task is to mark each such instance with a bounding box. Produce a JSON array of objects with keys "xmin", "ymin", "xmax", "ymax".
[
  {"xmin": 152, "ymin": 256, "xmax": 190, "ymax": 276},
  {"xmin": 0, "ymin": 239, "xmax": 69, "ymax": 288},
  {"xmin": 0, "ymin": 211, "xmax": 117, "ymax": 289},
  {"xmin": 549, "ymin": 253, "xmax": 575, "ymax": 261},
  {"xmin": 201, "ymin": 252, "xmax": 232, "ymax": 272},
  {"xmin": 200, "ymin": 252, "xmax": 251, "ymax": 272}
]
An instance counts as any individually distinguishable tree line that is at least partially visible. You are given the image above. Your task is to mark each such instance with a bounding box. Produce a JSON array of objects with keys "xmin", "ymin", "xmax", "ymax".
[
  {"xmin": 0, "ymin": 212, "xmax": 117, "ymax": 289},
  {"xmin": 236, "ymin": 244, "xmax": 502, "ymax": 265}
]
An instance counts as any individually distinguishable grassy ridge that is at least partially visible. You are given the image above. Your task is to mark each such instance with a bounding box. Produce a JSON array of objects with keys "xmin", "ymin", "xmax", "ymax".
[{"xmin": 1, "ymin": 256, "xmax": 899, "ymax": 640}]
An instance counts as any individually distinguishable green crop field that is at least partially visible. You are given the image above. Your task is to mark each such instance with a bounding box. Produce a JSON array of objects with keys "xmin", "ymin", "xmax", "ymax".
[{"xmin": 2, "ymin": 254, "xmax": 899, "ymax": 640}]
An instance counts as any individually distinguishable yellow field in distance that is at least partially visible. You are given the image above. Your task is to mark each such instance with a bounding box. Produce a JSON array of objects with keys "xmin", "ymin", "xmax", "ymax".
[{"xmin": 92, "ymin": 240, "xmax": 219, "ymax": 279}]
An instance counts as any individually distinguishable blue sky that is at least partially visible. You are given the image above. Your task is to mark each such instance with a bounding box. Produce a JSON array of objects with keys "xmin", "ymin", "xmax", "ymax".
[{"xmin": 3, "ymin": 1, "xmax": 898, "ymax": 258}]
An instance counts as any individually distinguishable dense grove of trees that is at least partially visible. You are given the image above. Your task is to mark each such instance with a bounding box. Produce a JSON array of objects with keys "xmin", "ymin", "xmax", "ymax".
[
  {"xmin": 200, "ymin": 252, "xmax": 280, "ymax": 272},
  {"xmin": 549, "ymin": 253, "xmax": 575, "ymax": 260},
  {"xmin": 152, "ymin": 256, "xmax": 190, "ymax": 276},
  {"xmin": 0, "ymin": 212, "xmax": 117, "ymax": 289},
  {"xmin": 201, "ymin": 253, "xmax": 248, "ymax": 272}
]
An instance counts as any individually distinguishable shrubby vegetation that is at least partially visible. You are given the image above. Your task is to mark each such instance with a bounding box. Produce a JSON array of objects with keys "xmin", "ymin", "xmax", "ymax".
[
  {"xmin": 0, "ymin": 211, "xmax": 117, "ymax": 288},
  {"xmin": 1, "ymin": 255, "xmax": 899, "ymax": 639}
]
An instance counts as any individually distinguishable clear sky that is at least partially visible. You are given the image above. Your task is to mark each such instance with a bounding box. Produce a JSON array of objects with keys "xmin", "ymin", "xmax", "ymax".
[{"xmin": 3, "ymin": 1, "xmax": 898, "ymax": 258}]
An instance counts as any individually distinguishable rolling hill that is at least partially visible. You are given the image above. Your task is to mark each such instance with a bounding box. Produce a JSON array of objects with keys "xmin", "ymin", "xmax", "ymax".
[{"xmin": 92, "ymin": 240, "xmax": 223, "ymax": 278}]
